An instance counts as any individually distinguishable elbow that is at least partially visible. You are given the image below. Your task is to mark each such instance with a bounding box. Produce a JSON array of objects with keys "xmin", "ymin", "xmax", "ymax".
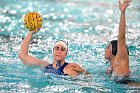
[
  {"xmin": 18, "ymin": 52, "xmax": 28, "ymax": 65},
  {"xmin": 18, "ymin": 52, "xmax": 24, "ymax": 60}
]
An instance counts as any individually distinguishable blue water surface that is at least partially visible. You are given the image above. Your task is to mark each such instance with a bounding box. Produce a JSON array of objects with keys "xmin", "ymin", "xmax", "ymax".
[{"xmin": 0, "ymin": 0, "xmax": 140, "ymax": 92}]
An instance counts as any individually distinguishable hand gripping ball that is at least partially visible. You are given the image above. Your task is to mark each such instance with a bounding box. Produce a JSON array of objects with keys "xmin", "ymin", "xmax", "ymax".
[{"xmin": 24, "ymin": 12, "xmax": 42, "ymax": 31}]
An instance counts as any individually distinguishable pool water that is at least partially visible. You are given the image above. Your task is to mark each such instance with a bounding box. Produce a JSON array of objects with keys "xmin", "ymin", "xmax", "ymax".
[{"xmin": 0, "ymin": 0, "xmax": 140, "ymax": 92}]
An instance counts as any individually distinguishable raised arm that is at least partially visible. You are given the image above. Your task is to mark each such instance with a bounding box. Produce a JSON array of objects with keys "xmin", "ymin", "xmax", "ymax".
[
  {"xmin": 18, "ymin": 30, "xmax": 48, "ymax": 67},
  {"xmin": 117, "ymin": 0, "xmax": 131, "ymax": 57},
  {"xmin": 115, "ymin": 0, "xmax": 131, "ymax": 76}
]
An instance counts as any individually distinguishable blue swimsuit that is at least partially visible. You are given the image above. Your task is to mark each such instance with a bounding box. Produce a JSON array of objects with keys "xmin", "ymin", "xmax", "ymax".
[{"xmin": 44, "ymin": 62, "xmax": 69, "ymax": 75}]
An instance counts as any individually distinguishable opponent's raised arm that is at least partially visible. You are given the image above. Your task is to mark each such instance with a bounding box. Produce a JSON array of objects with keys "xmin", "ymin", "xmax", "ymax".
[
  {"xmin": 117, "ymin": 0, "xmax": 130, "ymax": 60},
  {"xmin": 115, "ymin": 0, "xmax": 131, "ymax": 76}
]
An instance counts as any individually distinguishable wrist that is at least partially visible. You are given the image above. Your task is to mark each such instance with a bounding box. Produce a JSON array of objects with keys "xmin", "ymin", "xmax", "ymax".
[
  {"xmin": 28, "ymin": 31, "xmax": 34, "ymax": 35},
  {"xmin": 121, "ymin": 11, "xmax": 125, "ymax": 14}
]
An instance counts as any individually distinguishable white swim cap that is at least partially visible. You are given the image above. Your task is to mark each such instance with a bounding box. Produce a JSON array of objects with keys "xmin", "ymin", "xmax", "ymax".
[{"xmin": 54, "ymin": 40, "xmax": 68, "ymax": 51}]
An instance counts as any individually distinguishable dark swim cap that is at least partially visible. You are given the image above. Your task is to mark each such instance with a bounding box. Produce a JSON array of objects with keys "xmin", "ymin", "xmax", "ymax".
[
  {"xmin": 111, "ymin": 40, "xmax": 117, "ymax": 56},
  {"xmin": 110, "ymin": 40, "xmax": 129, "ymax": 56}
]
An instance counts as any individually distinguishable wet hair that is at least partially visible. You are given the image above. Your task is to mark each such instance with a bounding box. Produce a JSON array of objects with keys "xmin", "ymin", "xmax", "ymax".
[{"xmin": 110, "ymin": 40, "xmax": 129, "ymax": 56}]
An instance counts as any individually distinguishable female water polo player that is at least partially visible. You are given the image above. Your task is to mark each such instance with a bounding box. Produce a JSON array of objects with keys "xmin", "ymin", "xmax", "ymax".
[
  {"xmin": 105, "ymin": 0, "xmax": 131, "ymax": 83},
  {"xmin": 18, "ymin": 30, "xmax": 87, "ymax": 76}
]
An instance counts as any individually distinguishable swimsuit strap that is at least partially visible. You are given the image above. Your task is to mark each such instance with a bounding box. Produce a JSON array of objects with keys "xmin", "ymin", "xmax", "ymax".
[
  {"xmin": 57, "ymin": 62, "xmax": 69, "ymax": 75},
  {"xmin": 44, "ymin": 62, "xmax": 69, "ymax": 75}
]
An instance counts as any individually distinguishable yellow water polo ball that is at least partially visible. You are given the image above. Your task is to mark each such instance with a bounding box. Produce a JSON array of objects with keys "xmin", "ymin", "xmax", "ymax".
[{"xmin": 24, "ymin": 12, "xmax": 42, "ymax": 31}]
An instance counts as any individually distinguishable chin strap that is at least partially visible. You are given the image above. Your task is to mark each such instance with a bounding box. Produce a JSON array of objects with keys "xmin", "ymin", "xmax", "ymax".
[
  {"xmin": 56, "ymin": 60, "xmax": 61, "ymax": 69},
  {"xmin": 106, "ymin": 56, "xmax": 114, "ymax": 64}
]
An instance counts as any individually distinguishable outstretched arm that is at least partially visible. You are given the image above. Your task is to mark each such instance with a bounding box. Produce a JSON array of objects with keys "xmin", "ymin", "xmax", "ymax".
[
  {"xmin": 18, "ymin": 29, "xmax": 48, "ymax": 67},
  {"xmin": 115, "ymin": 0, "xmax": 131, "ymax": 76}
]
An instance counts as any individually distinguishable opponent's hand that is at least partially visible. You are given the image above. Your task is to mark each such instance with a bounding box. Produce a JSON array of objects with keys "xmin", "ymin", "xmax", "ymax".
[
  {"xmin": 118, "ymin": 0, "xmax": 131, "ymax": 13},
  {"xmin": 68, "ymin": 63, "xmax": 85, "ymax": 73}
]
